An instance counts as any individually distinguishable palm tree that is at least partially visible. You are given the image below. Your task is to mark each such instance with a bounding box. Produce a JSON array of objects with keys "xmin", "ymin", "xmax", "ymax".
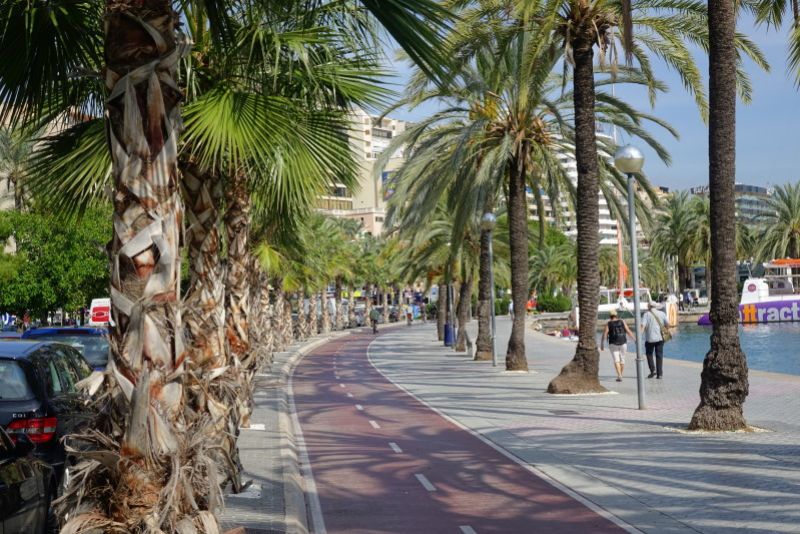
[
  {"xmin": 384, "ymin": 22, "xmax": 672, "ymax": 371},
  {"xmin": 650, "ymin": 191, "xmax": 697, "ymax": 289},
  {"xmin": 757, "ymin": 182, "xmax": 800, "ymax": 259},
  {"xmin": 0, "ymin": 2, "xmax": 454, "ymax": 531},
  {"xmin": 689, "ymin": 1, "xmax": 749, "ymax": 431}
]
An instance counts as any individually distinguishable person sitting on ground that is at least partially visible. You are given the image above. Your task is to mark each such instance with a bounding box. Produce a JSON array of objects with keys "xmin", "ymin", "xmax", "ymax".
[{"xmin": 600, "ymin": 309, "xmax": 634, "ymax": 382}]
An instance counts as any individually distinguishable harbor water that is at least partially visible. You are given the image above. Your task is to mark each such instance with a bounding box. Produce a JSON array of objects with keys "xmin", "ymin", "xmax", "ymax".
[{"xmin": 662, "ymin": 323, "xmax": 800, "ymax": 376}]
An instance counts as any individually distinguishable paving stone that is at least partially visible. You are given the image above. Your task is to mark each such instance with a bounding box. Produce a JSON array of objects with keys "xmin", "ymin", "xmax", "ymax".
[{"xmin": 368, "ymin": 318, "xmax": 800, "ymax": 534}]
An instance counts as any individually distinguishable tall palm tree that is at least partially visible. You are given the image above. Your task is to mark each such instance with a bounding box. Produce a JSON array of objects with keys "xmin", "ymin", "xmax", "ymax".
[
  {"xmin": 757, "ymin": 182, "xmax": 800, "ymax": 259},
  {"xmin": 384, "ymin": 23, "xmax": 671, "ymax": 371},
  {"xmin": 0, "ymin": 2, "xmax": 454, "ymax": 531},
  {"xmin": 689, "ymin": 1, "xmax": 749, "ymax": 431}
]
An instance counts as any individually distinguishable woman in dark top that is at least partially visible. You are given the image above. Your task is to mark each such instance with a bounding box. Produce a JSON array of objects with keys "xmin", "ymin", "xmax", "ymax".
[{"xmin": 600, "ymin": 309, "xmax": 635, "ymax": 382}]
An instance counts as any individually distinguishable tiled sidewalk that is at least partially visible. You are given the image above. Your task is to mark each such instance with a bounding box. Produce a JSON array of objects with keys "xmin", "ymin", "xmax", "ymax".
[{"xmin": 368, "ymin": 319, "xmax": 800, "ymax": 534}]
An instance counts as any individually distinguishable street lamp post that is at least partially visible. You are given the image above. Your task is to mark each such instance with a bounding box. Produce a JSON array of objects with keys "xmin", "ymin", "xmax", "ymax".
[
  {"xmin": 481, "ymin": 213, "xmax": 498, "ymax": 366},
  {"xmin": 614, "ymin": 144, "xmax": 646, "ymax": 410}
]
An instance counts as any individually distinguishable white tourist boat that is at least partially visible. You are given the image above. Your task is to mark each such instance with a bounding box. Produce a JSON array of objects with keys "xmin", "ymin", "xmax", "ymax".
[{"xmin": 698, "ymin": 259, "xmax": 800, "ymax": 325}]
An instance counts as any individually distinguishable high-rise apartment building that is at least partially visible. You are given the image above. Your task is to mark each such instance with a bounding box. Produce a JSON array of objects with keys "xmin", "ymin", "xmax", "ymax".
[
  {"xmin": 528, "ymin": 135, "xmax": 623, "ymax": 245},
  {"xmin": 690, "ymin": 183, "xmax": 774, "ymax": 224},
  {"xmin": 317, "ymin": 108, "xmax": 408, "ymax": 235}
]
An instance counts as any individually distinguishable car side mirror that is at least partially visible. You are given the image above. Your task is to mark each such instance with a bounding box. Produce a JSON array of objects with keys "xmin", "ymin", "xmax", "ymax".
[{"xmin": 14, "ymin": 434, "xmax": 35, "ymax": 457}]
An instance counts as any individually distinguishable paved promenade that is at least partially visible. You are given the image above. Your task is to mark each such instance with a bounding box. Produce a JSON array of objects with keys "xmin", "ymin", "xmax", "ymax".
[
  {"xmin": 367, "ymin": 318, "xmax": 800, "ymax": 533},
  {"xmin": 292, "ymin": 332, "xmax": 625, "ymax": 533}
]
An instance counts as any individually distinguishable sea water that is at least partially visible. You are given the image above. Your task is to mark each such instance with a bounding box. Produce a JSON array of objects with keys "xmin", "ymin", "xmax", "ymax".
[{"xmin": 666, "ymin": 323, "xmax": 800, "ymax": 376}]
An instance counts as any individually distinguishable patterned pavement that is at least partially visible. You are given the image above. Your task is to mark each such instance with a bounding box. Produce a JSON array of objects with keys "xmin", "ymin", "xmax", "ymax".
[{"xmin": 367, "ymin": 318, "xmax": 800, "ymax": 534}]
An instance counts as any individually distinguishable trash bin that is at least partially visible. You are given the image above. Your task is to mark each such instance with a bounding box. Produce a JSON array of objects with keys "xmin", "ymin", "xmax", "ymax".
[{"xmin": 444, "ymin": 323, "xmax": 455, "ymax": 347}]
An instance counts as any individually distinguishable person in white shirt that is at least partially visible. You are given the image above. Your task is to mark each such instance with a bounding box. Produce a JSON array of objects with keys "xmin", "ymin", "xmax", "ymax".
[{"xmin": 641, "ymin": 301, "xmax": 669, "ymax": 379}]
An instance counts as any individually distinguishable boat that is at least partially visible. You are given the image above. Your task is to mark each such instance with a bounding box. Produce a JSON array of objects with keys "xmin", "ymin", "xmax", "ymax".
[
  {"xmin": 698, "ymin": 259, "xmax": 800, "ymax": 325},
  {"xmin": 598, "ymin": 287, "xmax": 654, "ymax": 319}
]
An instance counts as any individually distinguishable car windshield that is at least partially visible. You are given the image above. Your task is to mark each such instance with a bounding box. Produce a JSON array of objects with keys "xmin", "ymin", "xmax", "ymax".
[
  {"xmin": 0, "ymin": 360, "xmax": 34, "ymax": 400},
  {"xmin": 34, "ymin": 335, "xmax": 109, "ymax": 367}
]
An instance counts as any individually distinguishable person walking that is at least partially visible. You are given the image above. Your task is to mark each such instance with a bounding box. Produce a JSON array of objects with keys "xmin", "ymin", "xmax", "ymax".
[
  {"xmin": 600, "ymin": 309, "xmax": 634, "ymax": 382},
  {"xmin": 642, "ymin": 301, "xmax": 669, "ymax": 379}
]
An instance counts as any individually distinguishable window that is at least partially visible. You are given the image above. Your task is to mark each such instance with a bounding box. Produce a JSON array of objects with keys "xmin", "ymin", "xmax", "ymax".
[
  {"xmin": 50, "ymin": 350, "xmax": 80, "ymax": 392},
  {"xmin": 0, "ymin": 360, "xmax": 34, "ymax": 400},
  {"xmin": 372, "ymin": 128, "xmax": 392, "ymax": 139}
]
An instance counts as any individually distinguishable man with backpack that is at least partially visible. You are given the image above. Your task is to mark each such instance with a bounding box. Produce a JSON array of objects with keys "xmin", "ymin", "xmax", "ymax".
[{"xmin": 600, "ymin": 309, "xmax": 635, "ymax": 382}]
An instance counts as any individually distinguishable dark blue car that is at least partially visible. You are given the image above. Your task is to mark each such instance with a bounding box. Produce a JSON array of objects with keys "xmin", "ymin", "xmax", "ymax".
[
  {"xmin": 0, "ymin": 427, "xmax": 55, "ymax": 533},
  {"xmin": 0, "ymin": 341, "xmax": 94, "ymax": 480},
  {"xmin": 21, "ymin": 327, "xmax": 109, "ymax": 370}
]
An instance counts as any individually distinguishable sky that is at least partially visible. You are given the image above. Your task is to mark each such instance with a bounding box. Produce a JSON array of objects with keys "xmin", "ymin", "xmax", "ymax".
[{"xmin": 382, "ymin": 17, "xmax": 800, "ymax": 193}]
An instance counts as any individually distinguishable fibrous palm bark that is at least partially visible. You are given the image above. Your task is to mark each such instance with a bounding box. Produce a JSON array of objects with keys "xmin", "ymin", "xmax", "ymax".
[
  {"xmin": 689, "ymin": 0, "xmax": 749, "ymax": 430},
  {"xmin": 506, "ymin": 157, "xmax": 529, "ymax": 371},
  {"xmin": 436, "ymin": 282, "xmax": 446, "ymax": 340},
  {"xmin": 382, "ymin": 289, "xmax": 390, "ymax": 324},
  {"xmin": 308, "ymin": 292, "xmax": 319, "ymax": 335},
  {"xmin": 59, "ymin": 3, "xmax": 220, "ymax": 531},
  {"xmin": 347, "ymin": 283, "xmax": 356, "ymax": 327},
  {"xmin": 455, "ymin": 275, "xmax": 473, "ymax": 352},
  {"xmin": 182, "ymin": 162, "xmax": 240, "ymax": 491},
  {"xmin": 475, "ymin": 228, "xmax": 493, "ymax": 360},
  {"xmin": 225, "ymin": 172, "xmax": 251, "ymax": 368},
  {"xmin": 321, "ymin": 288, "xmax": 331, "ymax": 333},
  {"xmin": 334, "ymin": 277, "xmax": 345, "ymax": 330},
  {"xmin": 296, "ymin": 292, "xmax": 308, "ymax": 340},
  {"xmin": 547, "ymin": 29, "xmax": 606, "ymax": 394}
]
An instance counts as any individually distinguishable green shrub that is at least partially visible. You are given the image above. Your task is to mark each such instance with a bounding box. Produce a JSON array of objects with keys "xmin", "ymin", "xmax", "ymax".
[
  {"xmin": 536, "ymin": 294, "xmax": 572, "ymax": 313},
  {"xmin": 495, "ymin": 296, "xmax": 510, "ymax": 315}
]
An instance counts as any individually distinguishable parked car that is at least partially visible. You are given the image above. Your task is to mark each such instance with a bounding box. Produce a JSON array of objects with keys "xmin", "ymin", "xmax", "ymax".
[
  {"xmin": 22, "ymin": 327, "xmax": 109, "ymax": 370},
  {"xmin": 0, "ymin": 341, "xmax": 94, "ymax": 481},
  {"xmin": 0, "ymin": 427, "xmax": 55, "ymax": 533}
]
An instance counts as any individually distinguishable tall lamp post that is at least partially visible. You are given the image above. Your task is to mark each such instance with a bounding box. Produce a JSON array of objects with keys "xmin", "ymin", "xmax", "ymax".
[
  {"xmin": 614, "ymin": 145, "xmax": 646, "ymax": 410},
  {"xmin": 481, "ymin": 212, "xmax": 498, "ymax": 366}
]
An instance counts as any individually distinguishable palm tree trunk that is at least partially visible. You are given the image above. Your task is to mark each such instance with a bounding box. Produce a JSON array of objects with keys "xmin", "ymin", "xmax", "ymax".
[
  {"xmin": 475, "ymin": 227, "xmax": 493, "ymax": 360},
  {"xmin": 548, "ymin": 35, "xmax": 605, "ymax": 393},
  {"xmin": 436, "ymin": 282, "xmax": 446, "ymax": 340},
  {"xmin": 455, "ymin": 273, "xmax": 473, "ymax": 352},
  {"xmin": 181, "ymin": 162, "xmax": 242, "ymax": 491},
  {"xmin": 308, "ymin": 292, "xmax": 319, "ymax": 335},
  {"xmin": 689, "ymin": 0, "xmax": 749, "ymax": 430},
  {"xmin": 506, "ymin": 156, "xmax": 529, "ymax": 371},
  {"xmin": 347, "ymin": 284, "xmax": 356, "ymax": 327},
  {"xmin": 273, "ymin": 278, "xmax": 287, "ymax": 351},
  {"xmin": 225, "ymin": 171, "xmax": 252, "ymax": 366},
  {"xmin": 335, "ymin": 277, "xmax": 344, "ymax": 330},
  {"xmin": 296, "ymin": 292, "xmax": 308, "ymax": 340},
  {"xmin": 60, "ymin": 4, "xmax": 222, "ymax": 531},
  {"xmin": 321, "ymin": 288, "xmax": 331, "ymax": 334},
  {"xmin": 382, "ymin": 289, "xmax": 390, "ymax": 323},
  {"xmin": 365, "ymin": 283, "xmax": 373, "ymax": 323},
  {"xmin": 283, "ymin": 292, "xmax": 293, "ymax": 346}
]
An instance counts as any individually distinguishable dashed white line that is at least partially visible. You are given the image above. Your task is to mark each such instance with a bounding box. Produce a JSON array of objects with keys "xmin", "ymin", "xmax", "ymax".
[
  {"xmin": 460, "ymin": 527, "xmax": 477, "ymax": 534},
  {"xmin": 368, "ymin": 420, "xmax": 381, "ymax": 429},
  {"xmin": 414, "ymin": 473, "xmax": 436, "ymax": 492},
  {"xmin": 355, "ymin": 404, "xmax": 364, "ymax": 411},
  {"xmin": 388, "ymin": 442, "xmax": 402, "ymax": 453},
  {"xmin": 339, "ymin": 383, "xmax": 346, "ymax": 388},
  {"xmin": 346, "ymin": 392, "xmax": 354, "ymax": 398}
]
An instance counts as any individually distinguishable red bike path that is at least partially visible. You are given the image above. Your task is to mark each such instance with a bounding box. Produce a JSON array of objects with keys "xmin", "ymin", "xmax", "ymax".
[{"xmin": 291, "ymin": 331, "xmax": 629, "ymax": 534}]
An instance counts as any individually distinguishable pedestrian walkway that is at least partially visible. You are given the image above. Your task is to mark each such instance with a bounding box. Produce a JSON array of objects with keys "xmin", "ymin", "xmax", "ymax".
[
  {"xmin": 292, "ymin": 333, "xmax": 628, "ymax": 533},
  {"xmin": 367, "ymin": 318, "xmax": 800, "ymax": 533}
]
